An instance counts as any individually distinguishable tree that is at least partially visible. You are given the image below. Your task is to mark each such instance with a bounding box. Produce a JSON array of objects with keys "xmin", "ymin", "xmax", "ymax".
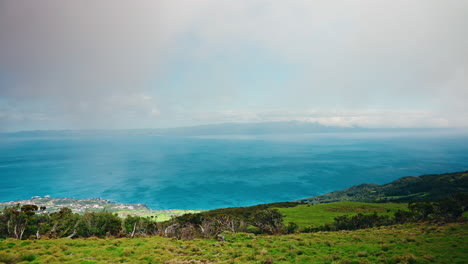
[
  {"xmin": 48, "ymin": 207, "xmax": 80, "ymax": 238},
  {"xmin": 408, "ymin": 202, "xmax": 434, "ymax": 221},
  {"xmin": 77, "ymin": 212, "xmax": 122, "ymax": 237},
  {"xmin": 123, "ymin": 215, "xmax": 153, "ymax": 238},
  {"xmin": 0, "ymin": 204, "xmax": 38, "ymax": 239},
  {"xmin": 251, "ymin": 209, "xmax": 284, "ymax": 234}
]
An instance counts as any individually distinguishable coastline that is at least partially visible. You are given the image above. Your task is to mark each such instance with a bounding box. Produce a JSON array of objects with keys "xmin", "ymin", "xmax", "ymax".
[{"xmin": 0, "ymin": 196, "xmax": 202, "ymax": 221}]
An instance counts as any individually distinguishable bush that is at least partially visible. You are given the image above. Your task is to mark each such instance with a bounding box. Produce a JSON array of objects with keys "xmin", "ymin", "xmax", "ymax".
[
  {"xmin": 332, "ymin": 213, "xmax": 391, "ymax": 231},
  {"xmin": 0, "ymin": 252, "xmax": 19, "ymax": 264},
  {"xmin": 20, "ymin": 253, "xmax": 37, "ymax": 262},
  {"xmin": 285, "ymin": 222, "xmax": 299, "ymax": 234},
  {"xmin": 251, "ymin": 209, "xmax": 285, "ymax": 234}
]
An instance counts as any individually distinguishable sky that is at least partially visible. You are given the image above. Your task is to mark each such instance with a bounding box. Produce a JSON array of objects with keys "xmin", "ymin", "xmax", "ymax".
[{"xmin": 0, "ymin": 0, "xmax": 467, "ymax": 131}]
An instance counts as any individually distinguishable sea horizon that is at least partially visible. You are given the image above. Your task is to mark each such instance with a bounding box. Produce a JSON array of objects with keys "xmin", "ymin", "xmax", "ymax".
[{"xmin": 1, "ymin": 129, "xmax": 467, "ymax": 210}]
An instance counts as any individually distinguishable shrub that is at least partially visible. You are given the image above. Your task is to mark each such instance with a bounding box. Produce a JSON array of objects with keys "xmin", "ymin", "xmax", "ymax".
[
  {"xmin": 0, "ymin": 252, "xmax": 19, "ymax": 264},
  {"xmin": 20, "ymin": 241, "xmax": 31, "ymax": 247},
  {"xmin": 285, "ymin": 222, "xmax": 299, "ymax": 234},
  {"xmin": 251, "ymin": 209, "xmax": 285, "ymax": 234},
  {"xmin": 391, "ymin": 253, "xmax": 417, "ymax": 264},
  {"xmin": 20, "ymin": 253, "xmax": 37, "ymax": 262},
  {"xmin": 381, "ymin": 244, "xmax": 390, "ymax": 251}
]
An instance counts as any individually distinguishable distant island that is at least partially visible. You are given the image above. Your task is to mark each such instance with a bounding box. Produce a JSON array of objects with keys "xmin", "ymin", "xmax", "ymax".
[{"xmin": 3, "ymin": 121, "xmax": 462, "ymax": 138}]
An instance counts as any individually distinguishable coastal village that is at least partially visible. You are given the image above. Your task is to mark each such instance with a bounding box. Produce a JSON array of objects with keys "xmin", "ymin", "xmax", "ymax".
[{"xmin": 0, "ymin": 196, "xmax": 200, "ymax": 220}]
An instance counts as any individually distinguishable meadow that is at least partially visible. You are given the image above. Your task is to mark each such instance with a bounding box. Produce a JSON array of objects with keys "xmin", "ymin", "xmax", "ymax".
[
  {"xmin": 0, "ymin": 222, "xmax": 466, "ymax": 264},
  {"xmin": 277, "ymin": 202, "xmax": 408, "ymax": 228}
]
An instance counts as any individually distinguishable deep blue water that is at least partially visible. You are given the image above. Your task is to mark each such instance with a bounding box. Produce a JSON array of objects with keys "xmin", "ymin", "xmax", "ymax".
[{"xmin": 0, "ymin": 132, "xmax": 467, "ymax": 209}]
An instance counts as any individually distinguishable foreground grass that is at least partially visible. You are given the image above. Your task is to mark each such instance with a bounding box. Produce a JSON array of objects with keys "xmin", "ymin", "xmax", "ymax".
[
  {"xmin": 1, "ymin": 222, "xmax": 466, "ymax": 264},
  {"xmin": 277, "ymin": 202, "xmax": 408, "ymax": 228}
]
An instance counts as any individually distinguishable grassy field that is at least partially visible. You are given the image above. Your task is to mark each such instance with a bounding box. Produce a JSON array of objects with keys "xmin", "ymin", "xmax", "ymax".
[
  {"xmin": 277, "ymin": 202, "xmax": 408, "ymax": 228},
  {"xmin": 139, "ymin": 210, "xmax": 203, "ymax": 222},
  {"xmin": 0, "ymin": 222, "xmax": 466, "ymax": 263}
]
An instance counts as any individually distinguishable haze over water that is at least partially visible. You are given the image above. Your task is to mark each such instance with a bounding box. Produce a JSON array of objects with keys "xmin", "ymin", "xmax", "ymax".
[
  {"xmin": 1, "ymin": 2, "xmax": 468, "ymax": 211},
  {"xmin": 1, "ymin": 131, "xmax": 467, "ymax": 210}
]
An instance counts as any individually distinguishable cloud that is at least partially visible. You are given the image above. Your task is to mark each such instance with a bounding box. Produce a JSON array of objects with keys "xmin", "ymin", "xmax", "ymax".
[
  {"xmin": 0, "ymin": 1, "xmax": 168, "ymax": 129},
  {"xmin": 0, "ymin": 0, "xmax": 467, "ymax": 130},
  {"xmin": 193, "ymin": 109, "xmax": 457, "ymax": 128},
  {"xmin": 0, "ymin": 112, "xmax": 50, "ymax": 122}
]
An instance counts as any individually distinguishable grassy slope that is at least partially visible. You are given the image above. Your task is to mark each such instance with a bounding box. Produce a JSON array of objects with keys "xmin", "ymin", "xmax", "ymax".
[
  {"xmin": 300, "ymin": 171, "xmax": 468, "ymax": 203},
  {"xmin": 277, "ymin": 202, "xmax": 408, "ymax": 228},
  {"xmin": 1, "ymin": 222, "xmax": 466, "ymax": 264}
]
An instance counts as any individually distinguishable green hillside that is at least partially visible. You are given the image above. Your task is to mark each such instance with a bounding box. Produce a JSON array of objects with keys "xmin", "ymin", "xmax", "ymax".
[
  {"xmin": 277, "ymin": 202, "xmax": 408, "ymax": 228},
  {"xmin": 1, "ymin": 222, "xmax": 466, "ymax": 264},
  {"xmin": 1, "ymin": 171, "xmax": 467, "ymax": 263},
  {"xmin": 300, "ymin": 171, "xmax": 468, "ymax": 203}
]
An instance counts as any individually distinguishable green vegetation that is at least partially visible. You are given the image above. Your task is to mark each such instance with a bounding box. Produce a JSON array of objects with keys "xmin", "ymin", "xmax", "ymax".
[
  {"xmin": 2, "ymin": 194, "xmax": 465, "ymax": 241},
  {"xmin": 0, "ymin": 171, "xmax": 467, "ymax": 263},
  {"xmin": 278, "ymin": 202, "xmax": 408, "ymax": 228},
  {"xmin": 300, "ymin": 171, "xmax": 468, "ymax": 203},
  {"xmin": 0, "ymin": 222, "xmax": 466, "ymax": 263},
  {"xmin": 142, "ymin": 210, "xmax": 202, "ymax": 222}
]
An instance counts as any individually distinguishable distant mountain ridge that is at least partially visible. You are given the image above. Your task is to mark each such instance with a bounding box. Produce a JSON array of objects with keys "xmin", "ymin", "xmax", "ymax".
[{"xmin": 299, "ymin": 171, "xmax": 468, "ymax": 203}]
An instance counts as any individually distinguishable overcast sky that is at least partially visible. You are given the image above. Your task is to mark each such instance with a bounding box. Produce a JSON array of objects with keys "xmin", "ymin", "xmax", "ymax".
[{"xmin": 0, "ymin": 0, "xmax": 467, "ymax": 131}]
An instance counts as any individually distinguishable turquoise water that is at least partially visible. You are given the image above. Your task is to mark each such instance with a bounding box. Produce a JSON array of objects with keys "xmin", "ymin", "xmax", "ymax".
[{"xmin": 0, "ymin": 132, "xmax": 467, "ymax": 209}]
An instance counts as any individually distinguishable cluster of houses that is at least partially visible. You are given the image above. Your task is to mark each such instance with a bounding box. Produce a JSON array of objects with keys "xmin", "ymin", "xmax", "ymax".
[{"xmin": 0, "ymin": 196, "xmax": 147, "ymax": 214}]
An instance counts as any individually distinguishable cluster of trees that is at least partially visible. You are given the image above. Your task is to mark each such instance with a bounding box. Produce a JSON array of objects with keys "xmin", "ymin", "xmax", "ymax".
[
  {"xmin": 153, "ymin": 208, "xmax": 293, "ymax": 240},
  {"xmin": 307, "ymin": 193, "xmax": 468, "ymax": 232},
  {"xmin": 158, "ymin": 202, "xmax": 299, "ymax": 239},
  {"xmin": 394, "ymin": 194, "xmax": 467, "ymax": 223},
  {"xmin": 1, "ymin": 194, "xmax": 466, "ymax": 240},
  {"xmin": 0, "ymin": 205, "xmax": 158, "ymax": 240},
  {"xmin": 0, "ymin": 205, "xmax": 289, "ymax": 240}
]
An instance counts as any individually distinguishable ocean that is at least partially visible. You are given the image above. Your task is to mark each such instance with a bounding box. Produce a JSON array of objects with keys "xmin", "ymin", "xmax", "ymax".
[{"xmin": 0, "ymin": 131, "xmax": 467, "ymax": 209}]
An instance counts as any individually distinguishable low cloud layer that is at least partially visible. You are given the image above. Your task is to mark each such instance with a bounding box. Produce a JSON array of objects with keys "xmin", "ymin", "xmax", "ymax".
[
  {"xmin": 1, "ymin": 0, "xmax": 467, "ymax": 131},
  {"xmin": 193, "ymin": 109, "xmax": 456, "ymax": 128}
]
